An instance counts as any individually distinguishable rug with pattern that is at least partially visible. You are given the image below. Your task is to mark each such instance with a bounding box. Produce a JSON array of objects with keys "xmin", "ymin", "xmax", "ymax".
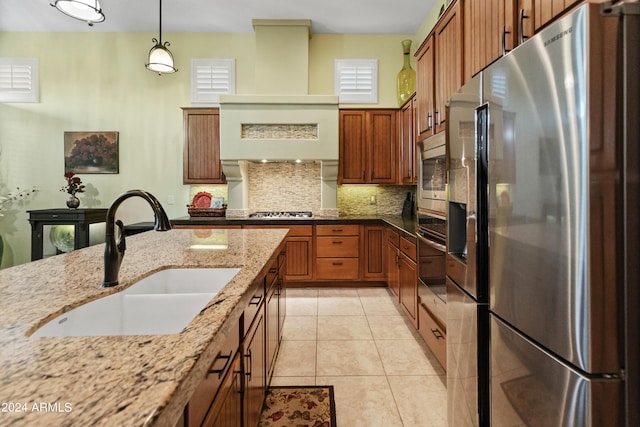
[{"xmin": 259, "ymin": 386, "xmax": 336, "ymax": 427}]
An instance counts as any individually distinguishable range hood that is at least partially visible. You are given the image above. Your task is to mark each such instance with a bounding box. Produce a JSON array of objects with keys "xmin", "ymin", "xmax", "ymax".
[{"xmin": 219, "ymin": 19, "xmax": 339, "ymax": 217}]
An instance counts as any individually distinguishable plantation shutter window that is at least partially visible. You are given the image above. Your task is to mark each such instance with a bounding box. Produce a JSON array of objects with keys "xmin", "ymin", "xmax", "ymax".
[
  {"xmin": 334, "ymin": 59, "xmax": 378, "ymax": 104},
  {"xmin": 191, "ymin": 59, "xmax": 236, "ymax": 105},
  {"xmin": 0, "ymin": 58, "xmax": 39, "ymax": 103}
]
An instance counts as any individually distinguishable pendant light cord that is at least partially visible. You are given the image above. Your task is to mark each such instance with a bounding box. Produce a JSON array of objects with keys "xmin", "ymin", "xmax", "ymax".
[{"xmin": 158, "ymin": 0, "xmax": 163, "ymax": 45}]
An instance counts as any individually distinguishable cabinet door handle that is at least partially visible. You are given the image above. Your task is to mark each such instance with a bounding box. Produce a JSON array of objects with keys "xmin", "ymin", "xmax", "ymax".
[
  {"xmin": 519, "ymin": 9, "xmax": 530, "ymax": 45},
  {"xmin": 502, "ymin": 26, "xmax": 511, "ymax": 56},
  {"xmin": 434, "ymin": 110, "xmax": 440, "ymax": 126},
  {"xmin": 244, "ymin": 350, "xmax": 252, "ymax": 381},
  {"xmin": 208, "ymin": 351, "xmax": 232, "ymax": 378},
  {"xmin": 431, "ymin": 328, "xmax": 444, "ymax": 340},
  {"xmin": 249, "ymin": 295, "xmax": 262, "ymax": 306},
  {"xmin": 426, "ymin": 113, "xmax": 432, "ymax": 130},
  {"xmin": 332, "ymin": 261, "xmax": 343, "ymax": 266}
]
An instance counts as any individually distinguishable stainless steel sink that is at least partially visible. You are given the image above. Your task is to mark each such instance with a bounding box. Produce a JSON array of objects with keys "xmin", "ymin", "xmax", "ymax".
[{"xmin": 31, "ymin": 268, "xmax": 240, "ymax": 337}]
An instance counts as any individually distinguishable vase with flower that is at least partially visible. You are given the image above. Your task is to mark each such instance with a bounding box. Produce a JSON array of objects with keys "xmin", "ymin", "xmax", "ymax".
[{"xmin": 61, "ymin": 172, "xmax": 85, "ymax": 209}]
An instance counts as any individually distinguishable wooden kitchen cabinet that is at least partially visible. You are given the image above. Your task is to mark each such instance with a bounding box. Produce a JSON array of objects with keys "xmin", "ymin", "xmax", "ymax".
[
  {"xmin": 315, "ymin": 224, "xmax": 360, "ymax": 280},
  {"xmin": 399, "ymin": 95, "xmax": 418, "ymax": 184},
  {"xmin": 339, "ymin": 109, "xmax": 398, "ymax": 184},
  {"xmin": 244, "ymin": 225, "xmax": 313, "ymax": 282},
  {"xmin": 188, "ymin": 319, "xmax": 240, "ymax": 427},
  {"xmin": 266, "ymin": 251, "xmax": 285, "ymax": 383},
  {"xmin": 362, "ymin": 225, "xmax": 386, "ymax": 280},
  {"xmin": 182, "ymin": 108, "xmax": 226, "ymax": 184},
  {"xmin": 398, "ymin": 236, "xmax": 418, "ymax": 326},
  {"xmin": 415, "ymin": 35, "xmax": 435, "ymax": 140},
  {"xmin": 463, "ymin": 0, "xmax": 536, "ymax": 80},
  {"xmin": 201, "ymin": 353, "xmax": 242, "ymax": 427},
  {"xmin": 282, "ymin": 227, "xmax": 313, "ymax": 282},
  {"xmin": 433, "ymin": 0, "xmax": 463, "ymax": 134},
  {"xmin": 385, "ymin": 227, "xmax": 400, "ymax": 298},
  {"xmin": 243, "ymin": 307, "xmax": 265, "ymax": 427},
  {"xmin": 415, "ymin": 0, "xmax": 463, "ymax": 139}
]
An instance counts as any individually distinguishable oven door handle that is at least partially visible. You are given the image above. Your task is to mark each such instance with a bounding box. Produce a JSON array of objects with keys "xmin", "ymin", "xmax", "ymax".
[{"xmin": 416, "ymin": 233, "xmax": 446, "ymax": 253}]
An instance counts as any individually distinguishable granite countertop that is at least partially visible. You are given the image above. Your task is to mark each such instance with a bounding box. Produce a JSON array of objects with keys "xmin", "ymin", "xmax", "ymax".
[
  {"xmin": 171, "ymin": 214, "xmax": 418, "ymax": 237},
  {"xmin": 0, "ymin": 228, "xmax": 288, "ymax": 427}
]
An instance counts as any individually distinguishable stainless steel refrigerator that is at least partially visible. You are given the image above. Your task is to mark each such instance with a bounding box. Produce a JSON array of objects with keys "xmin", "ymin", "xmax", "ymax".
[{"xmin": 446, "ymin": 3, "xmax": 639, "ymax": 426}]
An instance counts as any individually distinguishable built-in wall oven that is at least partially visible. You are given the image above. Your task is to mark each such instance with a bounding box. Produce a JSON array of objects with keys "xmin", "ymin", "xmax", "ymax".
[
  {"xmin": 417, "ymin": 132, "xmax": 446, "ymax": 214},
  {"xmin": 416, "ymin": 210, "xmax": 446, "ymax": 306}
]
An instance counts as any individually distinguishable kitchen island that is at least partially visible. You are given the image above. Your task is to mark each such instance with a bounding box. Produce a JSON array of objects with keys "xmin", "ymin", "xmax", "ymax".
[{"xmin": 0, "ymin": 227, "xmax": 288, "ymax": 426}]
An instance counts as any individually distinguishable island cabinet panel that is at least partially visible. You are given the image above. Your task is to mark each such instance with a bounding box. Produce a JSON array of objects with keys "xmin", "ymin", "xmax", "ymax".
[
  {"xmin": 362, "ymin": 225, "xmax": 386, "ymax": 280},
  {"xmin": 200, "ymin": 353, "xmax": 242, "ymax": 427},
  {"xmin": 187, "ymin": 318, "xmax": 240, "ymax": 427},
  {"xmin": 339, "ymin": 109, "xmax": 398, "ymax": 184},
  {"xmin": 244, "ymin": 225, "xmax": 313, "ymax": 282},
  {"xmin": 243, "ymin": 308, "xmax": 265, "ymax": 427},
  {"xmin": 182, "ymin": 108, "xmax": 226, "ymax": 184}
]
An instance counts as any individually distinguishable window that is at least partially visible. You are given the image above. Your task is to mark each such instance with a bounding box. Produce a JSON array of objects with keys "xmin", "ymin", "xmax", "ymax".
[
  {"xmin": 0, "ymin": 57, "xmax": 39, "ymax": 103},
  {"xmin": 190, "ymin": 58, "xmax": 235, "ymax": 105},
  {"xmin": 334, "ymin": 59, "xmax": 377, "ymax": 104}
]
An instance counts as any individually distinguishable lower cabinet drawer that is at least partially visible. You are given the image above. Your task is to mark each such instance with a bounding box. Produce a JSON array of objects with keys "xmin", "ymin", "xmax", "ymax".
[
  {"xmin": 188, "ymin": 323, "xmax": 240, "ymax": 427},
  {"xmin": 418, "ymin": 303, "xmax": 446, "ymax": 371},
  {"xmin": 316, "ymin": 236, "xmax": 359, "ymax": 258},
  {"xmin": 315, "ymin": 258, "xmax": 359, "ymax": 280}
]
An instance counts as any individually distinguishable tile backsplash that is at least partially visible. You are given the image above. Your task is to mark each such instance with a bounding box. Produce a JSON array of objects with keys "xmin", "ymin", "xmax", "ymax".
[
  {"xmin": 189, "ymin": 163, "xmax": 416, "ymax": 217},
  {"xmin": 338, "ymin": 185, "xmax": 415, "ymax": 216},
  {"xmin": 247, "ymin": 162, "xmax": 322, "ymax": 212}
]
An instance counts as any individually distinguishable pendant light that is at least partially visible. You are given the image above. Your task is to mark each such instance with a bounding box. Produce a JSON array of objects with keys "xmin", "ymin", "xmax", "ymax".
[
  {"xmin": 50, "ymin": 0, "xmax": 105, "ymax": 26},
  {"xmin": 145, "ymin": 0, "xmax": 178, "ymax": 75}
]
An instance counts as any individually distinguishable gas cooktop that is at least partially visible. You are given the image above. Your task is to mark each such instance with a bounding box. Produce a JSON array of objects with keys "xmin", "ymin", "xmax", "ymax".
[{"xmin": 248, "ymin": 211, "xmax": 313, "ymax": 219}]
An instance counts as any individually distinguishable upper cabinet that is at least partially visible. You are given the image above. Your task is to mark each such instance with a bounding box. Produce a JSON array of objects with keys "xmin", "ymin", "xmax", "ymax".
[
  {"xmin": 182, "ymin": 108, "xmax": 226, "ymax": 184},
  {"xmin": 339, "ymin": 109, "xmax": 398, "ymax": 184},
  {"xmin": 464, "ymin": 0, "xmax": 535, "ymax": 79},
  {"xmin": 535, "ymin": 0, "xmax": 569, "ymax": 30},
  {"xmin": 415, "ymin": 0, "xmax": 463, "ymax": 141},
  {"xmin": 415, "ymin": 35, "xmax": 435, "ymax": 140},
  {"xmin": 400, "ymin": 95, "xmax": 418, "ymax": 184}
]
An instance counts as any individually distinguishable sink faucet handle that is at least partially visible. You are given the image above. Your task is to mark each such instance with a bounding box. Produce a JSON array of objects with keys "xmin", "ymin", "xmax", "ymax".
[{"xmin": 115, "ymin": 219, "xmax": 126, "ymax": 253}]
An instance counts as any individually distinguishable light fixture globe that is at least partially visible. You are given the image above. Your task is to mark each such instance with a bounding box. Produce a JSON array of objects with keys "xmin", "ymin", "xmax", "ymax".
[
  {"xmin": 146, "ymin": 40, "xmax": 178, "ymax": 74},
  {"xmin": 50, "ymin": 0, "xmax": 105, "ymax": 26},
  {"xmin": 145, "ymin": 0, "xmax": 177, "ymax": 75}
]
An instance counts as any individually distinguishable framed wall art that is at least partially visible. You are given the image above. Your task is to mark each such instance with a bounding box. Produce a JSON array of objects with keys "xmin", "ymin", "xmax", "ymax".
[{"xmin": 64, "ymin": 131, "xmax": 119, "ymax": 174}]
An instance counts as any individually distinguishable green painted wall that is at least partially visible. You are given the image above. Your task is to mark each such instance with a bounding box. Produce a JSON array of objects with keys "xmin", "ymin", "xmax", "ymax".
[{"xmin": 0, "ymin": 29, "xmax": 416, "ymax": 267}]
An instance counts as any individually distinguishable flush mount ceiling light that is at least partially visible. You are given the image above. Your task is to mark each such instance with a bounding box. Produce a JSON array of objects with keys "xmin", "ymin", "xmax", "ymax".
[
  {"xmin": 145, "ymin": 0, "xmax": 177, "ymax": 75},
  {"xmin": 50, "ymin": 0, "xmax": 105, "ymax": 26}
]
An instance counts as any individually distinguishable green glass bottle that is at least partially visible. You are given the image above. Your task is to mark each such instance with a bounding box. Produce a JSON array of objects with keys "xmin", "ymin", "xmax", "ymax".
[{"xmin": 396, "ymin": 39, "xmax": 416, "ymax": 106}]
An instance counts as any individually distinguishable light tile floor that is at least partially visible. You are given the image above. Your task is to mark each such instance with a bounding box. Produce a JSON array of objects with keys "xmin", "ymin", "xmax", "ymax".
[{"xmin": 270, "ymin": 287, "xmax": 447, "ymax": 427}]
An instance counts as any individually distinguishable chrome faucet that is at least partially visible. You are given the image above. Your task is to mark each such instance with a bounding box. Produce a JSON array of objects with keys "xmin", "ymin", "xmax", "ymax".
[{"xmin": 102, "ymin": 190, "xmax": 172, "ymax": 287}]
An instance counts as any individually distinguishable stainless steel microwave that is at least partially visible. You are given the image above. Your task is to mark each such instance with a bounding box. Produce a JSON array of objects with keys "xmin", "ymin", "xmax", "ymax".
[{"xmin": 418, "ymin": 132, "xmax": 446, "ymax": 214}]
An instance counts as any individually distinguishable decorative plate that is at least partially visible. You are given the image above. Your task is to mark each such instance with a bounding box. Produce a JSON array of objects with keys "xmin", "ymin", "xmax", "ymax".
[
  {"xmin": 49, "ymin": 225, "xmax": 75, "ymax": 253},
  {"xmin": 192, "ymin": 192, "xmax": 213, "ymax": 208}
]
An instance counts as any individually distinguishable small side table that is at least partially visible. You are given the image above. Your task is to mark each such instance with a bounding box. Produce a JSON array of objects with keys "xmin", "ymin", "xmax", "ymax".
[{"xmin": 28, "ymin": 208, "xmax": 108, "ymax": 261}]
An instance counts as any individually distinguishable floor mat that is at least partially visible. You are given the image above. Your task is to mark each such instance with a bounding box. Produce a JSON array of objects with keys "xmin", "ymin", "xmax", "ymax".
[{"xmin": 259, "ymin": 386, "xmax": 336, "ymax": 427}]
